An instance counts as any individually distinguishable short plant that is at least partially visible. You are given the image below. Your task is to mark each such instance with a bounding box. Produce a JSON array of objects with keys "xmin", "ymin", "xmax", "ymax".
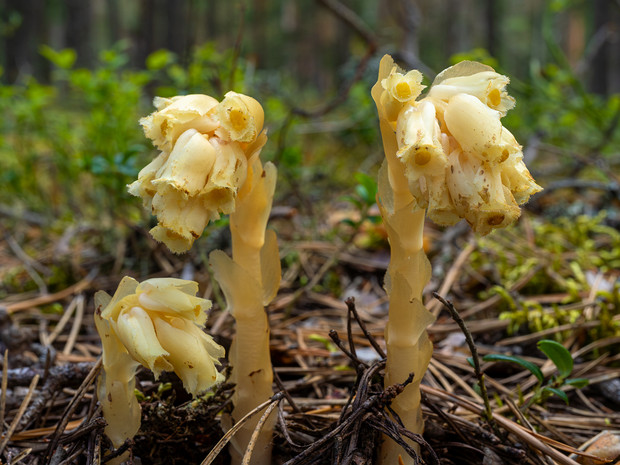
[{"xmin": 483, "ymin": 339, "xmax": 589, "ymax": 410}]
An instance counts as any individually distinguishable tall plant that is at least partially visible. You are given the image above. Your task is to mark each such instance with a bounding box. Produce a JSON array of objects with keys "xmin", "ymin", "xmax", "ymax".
[{"xmin": 372, "ymin": 55, "xmax": 542, "ymax": 464}]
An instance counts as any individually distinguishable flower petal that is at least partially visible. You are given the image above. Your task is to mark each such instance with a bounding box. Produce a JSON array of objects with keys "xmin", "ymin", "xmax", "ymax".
[
  {"xmin": 153, "ymin": 316, "xmax": 224, "ymax": 395},
  {"xmin": 153, "ymin": 129, "xmax": 217, "ymax": 197},
  {"xmin": 444, "ymin": 93, "xmax": 519, "ymax": 163},
  {"xmin": 114, "ymin": 306, "xmax": 172, "ymax": 376}
]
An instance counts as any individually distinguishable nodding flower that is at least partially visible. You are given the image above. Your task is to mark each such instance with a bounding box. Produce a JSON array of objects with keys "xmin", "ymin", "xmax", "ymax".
[
  {"xmin": 129, "ymin": 92, "xmax": 266, "ymax": 253},
  {"xmin": 94, "ymin": 277, "xmax": 224, "ymax": 451},
  {"xmin": 378, "ymin": 59, "xmax": 541, "ymax": 235}
]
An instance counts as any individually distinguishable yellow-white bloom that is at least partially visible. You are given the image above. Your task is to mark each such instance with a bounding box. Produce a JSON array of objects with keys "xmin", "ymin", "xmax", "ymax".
[
  {"xmin": 96, "ymin": 276, "xmax": 224, "ymax": 394},
  {"xmin": 215, "ymin": 91, "xmax": 265, "ymax": 143},
  {"xmin": 443, "ymin": 93, "xmax": 520, "ymax": 164},
  {"xmin": 445, "ymin": 149, "xmax": 521, "ymax": 234},
  {"xmin": 378, "ymin": 67, "xmax": 425, "ymax": 124},
  {"xmin": 129, "ymin": 92, "xmax": 266, "ymax": 253},
  {"xmin": 428, "ymin": 62, "xmax": 515, "ymax": 116},
  {"xmin": 386, "ymin": 60, "xmax": 542, "ymax": 235},
  {"xmin": 140, "ymin": 94, "xmax": 220, "ymax": 152},
  {"xmin": 396, "ymin": 100, "xmax": 447, "ymax": 181},
  {"xmin": 94, "ymin": 277, "xmax": 224, "ymax": 453},
  {"xmin": 382, "ymin": 68, "xmax": 425, "ymax": 103}
]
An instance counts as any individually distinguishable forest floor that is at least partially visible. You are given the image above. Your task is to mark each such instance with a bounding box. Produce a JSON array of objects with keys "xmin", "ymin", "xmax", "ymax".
[{"xmin": 0, "ymin": 184, "xmax": 619, "ymax": 465}]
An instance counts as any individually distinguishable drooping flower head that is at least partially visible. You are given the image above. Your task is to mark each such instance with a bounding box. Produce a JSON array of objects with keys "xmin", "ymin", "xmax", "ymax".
[
  {"xmin": 375, "ymin": 56, "xmax": 542, "ymax": 235},
  {"xmin": 129, "ymin": 92, "xmax": 267, "ymax": 253},
  {"xmin": 94, "ymin": 277, "xmax": 225, "ymax": 449}
]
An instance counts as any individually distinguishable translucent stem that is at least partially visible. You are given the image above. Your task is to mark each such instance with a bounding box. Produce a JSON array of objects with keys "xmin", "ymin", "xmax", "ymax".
[
  {"xmin": 378, "ymin": 165, "xmax": 434, "ymax": 465},
  {"xmin": 210, "ymin": 159, "xmax": 279, "ymax": 465}
]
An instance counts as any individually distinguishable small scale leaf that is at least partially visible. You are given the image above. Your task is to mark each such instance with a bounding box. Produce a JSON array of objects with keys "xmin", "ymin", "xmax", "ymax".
[
  {"xmin": 537, "ymin": 340, "xmax": 573, "ymax": 378},
  {"xmin": 565, "ymin": 378, "xmax": 589, "ymax": 388},
  {"xmin": 483, "ymin": 354, "xmax": 544, "ymax": 383},
  {"xmin": 543, "ymin": 386, "xmax": 569, "ymax": 404}
]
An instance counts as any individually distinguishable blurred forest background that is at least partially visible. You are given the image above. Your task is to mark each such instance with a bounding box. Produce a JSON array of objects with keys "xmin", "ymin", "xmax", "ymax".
[{"xmin": 0, "ymin": 0, "xmax": 619, "ymax": 281}]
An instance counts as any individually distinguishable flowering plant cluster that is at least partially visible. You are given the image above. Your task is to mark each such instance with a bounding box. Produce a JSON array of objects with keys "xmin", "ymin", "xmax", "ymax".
[
  {"xmin": 377, "ymin": 61, "xmax": 542, "ymax": 234},
  {"xmin": 129, "ymin": 92, "xmax": 267, "ymax": 252}
]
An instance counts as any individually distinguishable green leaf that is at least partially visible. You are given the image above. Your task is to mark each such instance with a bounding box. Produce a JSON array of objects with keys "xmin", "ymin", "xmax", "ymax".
[
  {"xmin": 483, "ymin": 354, "xmax": 544, "ymax": 383},
  {"xmin": 537, "ymin": 340, "xmax": 573, "ymax": 378},
  {"xmin": 353, "ymin": 172, "xmax": 377, "ymax": 205},
  {"xmin": 565, "ymin": 378, "xmax": 589, "ymax": 388},
  {"xmin": 543, "ymin": 386, "xmax": 569, "ymax": 404},
  {"xmin": 39, "ymin": 45, "xmax": 77, "ymax": 69},
  {"xmin": 146, "ymin": 49, "xmax": 175, "ymax": 70}
]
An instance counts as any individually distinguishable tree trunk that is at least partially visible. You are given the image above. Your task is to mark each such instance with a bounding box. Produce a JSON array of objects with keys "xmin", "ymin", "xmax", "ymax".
[
  {"xmin": 64, "ymin": 0, "xmax": 92, "ymax": 67},
  {"xmin": 590, "ymin": 0, "xmax": 609, "ymax": 95}
]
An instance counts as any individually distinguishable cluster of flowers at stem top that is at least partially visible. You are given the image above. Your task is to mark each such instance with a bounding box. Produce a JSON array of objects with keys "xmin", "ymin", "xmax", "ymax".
[
  {"xmin": 94, "ymin": 277, "xmax": 224, "ymax": 450},
  {"xmin": 378, "ymin": 60, "xmax": 542, "ymax": 235},
  {"xmin": 129, "ymin": 91, "xmax": 267, "ymax": 253}
]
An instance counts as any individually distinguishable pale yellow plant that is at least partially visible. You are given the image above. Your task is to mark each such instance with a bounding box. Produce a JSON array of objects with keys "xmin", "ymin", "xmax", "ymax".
[
  {"xmin": 372, "ymin": 55, "xmax": 541, "ymax": 465},
  {"xmin": 94, "ymin": 277, "xmax": 224, "ymax": 458},
  {"xmin": 210, "ymin": 156, "xmax": 281, "ymax": 465},
  {"xmin": 131, "ymin": 89, "xmax": 279, "ymax": 465},
  {"xmin": 129, "ymin": 92, "xmax": 266, "ymax": 253}
]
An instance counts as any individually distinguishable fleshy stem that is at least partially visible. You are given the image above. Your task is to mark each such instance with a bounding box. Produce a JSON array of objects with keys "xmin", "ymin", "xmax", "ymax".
[
  {"xmin": 210, "ymin": 158, "xmax": 280, "ymax": 465},
  {"xmin": 373, "ymin": 55, "xmax": 435, "ymax": 465}
]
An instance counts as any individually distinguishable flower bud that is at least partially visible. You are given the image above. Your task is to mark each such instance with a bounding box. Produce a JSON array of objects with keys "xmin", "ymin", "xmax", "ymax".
[
  {"xmin": 444, "ymin": 93, "xmax": 519, "ymax": 164},
  {"xmin": 396, "ymin": 100, "xmax": 447, "ymax": 181},
  {"xmin": 215, "ymin": 91, "xmax": 264, "ymax": 143},
  {"xmin": 428, "ymin": 62, "xmax": 515, "ymax": 115}
]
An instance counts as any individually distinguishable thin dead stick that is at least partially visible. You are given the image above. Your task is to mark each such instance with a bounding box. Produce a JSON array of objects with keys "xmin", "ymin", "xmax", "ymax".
[
  {"xmin": 200, "ymin": 393, "xmax": 285, "ymax": 465},
  {"xmin": 44, "ymin": 358, "xmax": 102, "ymax": 461},
  {"xmin": 0, "ymin": 374, "xmax": 40, "ymax": 455},
  {"xmin": 433, "ymin": 293, "xmax": 493, "ymax": 425},
  {"xmin": 5, "ymin": 269, "xmax": 96, "ymax": 313},
  {"xmin": 44, "ymin": 295, "xmax": 80, "ymax": 346},
  {"xmin": 241, "ymin": 395, "xmax": 283, "ymax": 465},
  {"xmin": 345, "ymin": 297, "xmax": 386, "ymax": 359},
  {"xmin": 5, "ymin": 233, "xmax": 48, "ymax": 294},
  {"xmin": 10, "ymin": 446, "xmax": 32, "ymax": 464},
  {"xmin": 429, "ymin": 358, "xmax": 482, "ymax": 402},
  {"xmin": 63, "ymin": 294, "xmax": 85, "ymax": 355}
]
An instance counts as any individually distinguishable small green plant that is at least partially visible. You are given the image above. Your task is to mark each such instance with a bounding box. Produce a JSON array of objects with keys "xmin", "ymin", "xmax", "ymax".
[
  {"xmin": 341, "ymin": 172, "xmax": 379, "ymax": 228},
  {"xmin": 483, "ymin": 339, "xmax": 589, "ymax": 410},
  {"xmin": 338, "ymin": 172, "xmax": 385, "ymax": 249}
]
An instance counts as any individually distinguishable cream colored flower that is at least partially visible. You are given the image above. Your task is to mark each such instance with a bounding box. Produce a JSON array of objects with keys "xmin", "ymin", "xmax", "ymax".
[
  {"xmin": 382, "ymin": 68, "xmax": 424, "ymax": 103},
  {"xmin": 396, "ymin": 100, "xmax": 447, "ymax": 181},
  {"xmin": 445, "ymin": 149, "xmax": 521, "ymax": 234},
  {"xmin": 140, "ymin": 94, "xmax": 220, "ymax": 152},
  {"xmin": 386, "ymin": 61, "xmax": 542, "ymax": 235},
  {"xmin": 378, "ymin": 66, "xmax": 425, "ymax": 124},
  {"xmin": 428, "ymin": 61, "xmax": 515, "ymax": 116},
  {"xmin": 129, "ymin": 92, "xmax": 267, "ymax": 253},
  {"xmin": 443, "ymin": 93, "xmax": 520, "ymax": 164},
  {"xmin": 96, "ymin": 277, "xmax": 224, "ymax": 395},
  {"xmin": 94, "ymin": 277, "xmax": 224, "ymax": 454},
  {"xmin": 215, "ymin": 91, "xmax": 265, "ymax": 143}
]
